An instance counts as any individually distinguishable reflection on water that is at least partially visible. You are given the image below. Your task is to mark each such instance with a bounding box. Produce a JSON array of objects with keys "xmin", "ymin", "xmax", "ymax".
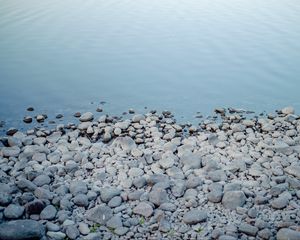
[{"xmin": 0, "ymin": 0, "xmax": 300, "ymax": 129}]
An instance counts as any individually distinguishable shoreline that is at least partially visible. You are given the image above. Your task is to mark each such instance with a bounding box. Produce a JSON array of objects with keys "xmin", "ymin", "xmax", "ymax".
[{"xmin": 0, "ymin": 106, "xmax": 300, "ymax": 239}]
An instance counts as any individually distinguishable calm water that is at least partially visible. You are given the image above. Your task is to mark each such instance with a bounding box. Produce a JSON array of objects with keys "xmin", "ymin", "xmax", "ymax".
[{"xmin": 0, "ymin": 0, "xmax": 300, "ymax": 129}]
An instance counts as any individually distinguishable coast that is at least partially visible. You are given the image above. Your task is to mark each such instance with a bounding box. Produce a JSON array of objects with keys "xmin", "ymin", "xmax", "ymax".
[{"xmin": 0, "ymin": 107, "xmax": 300, "ymax": 239}]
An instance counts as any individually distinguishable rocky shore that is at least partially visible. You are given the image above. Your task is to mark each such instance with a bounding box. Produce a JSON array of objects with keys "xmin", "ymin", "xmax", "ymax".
[{"xmin": 0, "ymin": 107, "xmax": 300, "ymax": 240}]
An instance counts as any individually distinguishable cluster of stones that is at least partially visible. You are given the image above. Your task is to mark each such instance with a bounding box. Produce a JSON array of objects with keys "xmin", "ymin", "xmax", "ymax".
[{"xmin": 0, "ymin": 106, "xmax": 300, "ymax": 240}]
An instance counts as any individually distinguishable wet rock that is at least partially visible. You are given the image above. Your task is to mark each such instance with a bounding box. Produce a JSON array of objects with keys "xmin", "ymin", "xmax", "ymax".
[
  {"xmin": 23, "ymin": 116, "xmax": 33, "ymax": 123},
  {"xmin": 79, "ymin": 112, "xmax": 94, "ymax": 122}
]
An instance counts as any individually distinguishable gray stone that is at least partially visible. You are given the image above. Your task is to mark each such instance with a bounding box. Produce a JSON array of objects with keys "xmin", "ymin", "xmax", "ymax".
[
  {"xmin": 66, "ymin": 225, "xmax": 80, "ymax": 240},
  {"xmin": 132, "ymin": 114, "xmax": 145, "ymax": 122},
  {"xmin": 79, "ymin": 112, "xmax": 94, "ymax": 122},
  {"xmin": 114, "ymin": 227, "xmax": 129, "ymax": 236},
  {"xmin": 132, "ymin": 177, "xmax": 147, "ymax": 188},
  {"xmin": 86, "ymin": 205, "xmax": 113, "ymax": 225},
  {"xmin": 149, "ymin": 188, "xmax": 169, "ymax": 206},
  {"xmin": 159, "ymin": 151, "xmax": 176, "ymax": 169},
  {"xmin": 159, "ymin": 218, "xmax": 171, "ymax": 233},
  {"xmin": 222, "ymin": 191, "xmax": 246, "ymax": 210},
  {"xmin": 16, "ymin": 179, "xmax": 37, "ymax": 191},
  {"xmin": 180, "ymin": 152, "xmax": 202, "ymax": 171},
  {"xmin": 285, "ymin": 165, "xmax": 300, "ymax": 179},
  {"xmin": 40, "ymin": 205, "xmax": 57, "ymax": 220},
  {"xmin": 128, "ymin": 167, "xmax": 144, "ymax": 177},
  {"xmin": 108, "ymin": 196, "xmax": 122, "ymax": 208},
  {"xmin": 33, "ymin": 174, "xmax": 51, "ymax": 187},
  {"xmin": 106, "ymin": 215, "xmax": 123, "ymax": 229},
  {"xmin": 238, "ymin": 223, "xmax": 258, "ymax": 236},
  {"xmin": 0, "ymin": 192, "xmax": 12, "ymax": 206},
  {"xmin": 183, "ymin": 209, "xmax": 207, "ymax": 224},
  {"xmin": 47, "ymin": 231, "xmax": 66, "ymax": 240},
  {"xmin": 111, "ymin": 136, "xmax": 137, "ymax": 153},
  {"xmin": 258, "ymin": 228, "xmax": 272, "ymax": 239},
  {"xmin": 186, "ymin": 176, "xmax": 202, "ymax": 189},
  {"xmin": 133, "ymin": 202, "xmax": 153, "ymax": 218},
  {"xmin": 277, "ymin": 228, "xmax": 300, "ymax": 240},
  {"xmin": 46, "ymin": 222, "xmax": 60, "ymax": 232},
  {"xmin": 78, "ymin": 222, "xmax": 90, "ymax": 235},
  {"xmin": 73, "ymin": 194, "xmax": 89, "ymax": 207},
  {"xmin": 208, "ymin": 170, "xmax": 227, "ymax": 182},
  {"xmin": 100, "ymin": 187, "xmax": 121, "ymax": 203},
  {"xmin": 208, "ymin": 190, "xmax": 223, "ymax": 203},
  {"xmin": 271, "ymin": 195, "xmax": 289, "ymax": 209},
  {"xmin": 69, "ymin": 181, "xmax": 88, "ymax": 195},
  {"xmin": 2, "ymin": 146, "xmax": 20, "ymax": 157},
  {"xmin": 34, "ymin": 187, "xmax": 53, "ymax": 200},
  {"xmin": 4, "ymin": 204, "xmax": 24, "ymax": 219},
  {"xmin": 0, "ymin": 220, "xmax": 44, "ymax": 240},
  {"xmin": 171, "ymin": 180, "xmax": 186, "ymax": 197},
  {"xmin": 159, "ymin": 202, "xmax": 177, "ymax": 212}
]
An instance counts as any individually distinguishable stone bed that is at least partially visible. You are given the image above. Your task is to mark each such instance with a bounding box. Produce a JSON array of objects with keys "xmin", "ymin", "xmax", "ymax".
[{"xmin": 0, "ymin": 107, "xmax": 300, "ymax": 240}]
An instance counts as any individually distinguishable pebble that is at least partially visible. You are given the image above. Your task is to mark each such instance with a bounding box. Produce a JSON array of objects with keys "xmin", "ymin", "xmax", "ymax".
[
  {"xmin": 183, "ymin": 209, "xmax": 207, "ymax": 224},
  {"xmin": 133, "ymin": 202, "xmax": 153, "ymax": 218},
  {"xmin": 79, "ymin": 112, "xmax": 94, "ymax": 122},
  {"xmin": 86, "ymin": 206, "xmax": 113, "ymax": 225},
  {"xmin": 222, "ymin": 191, "xmax": 246, "ymax": 210},
  {"xmin": 40, "ymin": 205, "xmax": 57, "ymax": 220},
  {"xmin": 4, "ymin": 204, "xmax": 24, "ymax": 219},
  {"xmin": 100, "ymin": 187, "xmax": 121, "ymax": 203},
  {"xmin": 238, "ymin": 223, "xmax": 258, "ymax": 236}
]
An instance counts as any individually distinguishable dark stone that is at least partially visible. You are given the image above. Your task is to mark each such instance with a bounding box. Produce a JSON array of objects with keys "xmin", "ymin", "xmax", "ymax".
[
  {"xmin": 0, "ymin": 220, "xmax": 44, "ymax": 240},
  {"xmin": 25, "ymin": 200, "xmax": 46, "ymax": 215}
]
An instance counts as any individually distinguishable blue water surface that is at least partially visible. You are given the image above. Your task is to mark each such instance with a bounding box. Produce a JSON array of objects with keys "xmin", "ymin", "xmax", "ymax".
[{"xmin": 0, "ymin": 0, "xmax": 300, "ymax": 129}]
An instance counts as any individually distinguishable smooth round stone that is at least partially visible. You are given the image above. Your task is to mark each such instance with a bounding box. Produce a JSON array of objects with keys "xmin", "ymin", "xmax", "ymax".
[
  {"xmin": 4, "ymin": 204, "xmax": 24, "ymax": 219},
  {"xmin": 114, "ymin": 227, "xmax": 129, "ymax": 236},
  {"xmin": 78, "ymin": 222, "xmax": 90, "ymax": 235},
  {"xmin": 222, "ymin": 191, "xmax": 246, "ymax": 210},
  {"xmin": 100, "ymin": 187, "xmax": 121, "ymax": 203},
  {"xmin": 79, "ymin": 112, "xmax": 94, "ymax": 122},
  {"xmin": 183, "ymin": 209, "xmax": 207, "ymax": 224},
  {"xmin": 128, "ymin": 168, "xmax": 144, "ymax": 177},
  {"xmin": 133, "ymin": 202, "xmax": 153, "ymax": 218},
  {"xmin": 40, "ymin": 205, "xmax": 57, "ymax": 220},
  {"xmin": 47, "ymin": 231, "xmax": 66, "ymax": 240},
  {"xmin": 108, "ymin": 196, "xmax": 122, "ymax": 208},
  {"xmin": 73, "ymin": 194, "xmax": 89, "ymax": 207},
  {"xmin": 23, "ymin": 116, "xmax": 33, "ymax": 123},
  {"xmin": 66, "ymin": 225, "xmax": 80, "ymax": 240}
]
